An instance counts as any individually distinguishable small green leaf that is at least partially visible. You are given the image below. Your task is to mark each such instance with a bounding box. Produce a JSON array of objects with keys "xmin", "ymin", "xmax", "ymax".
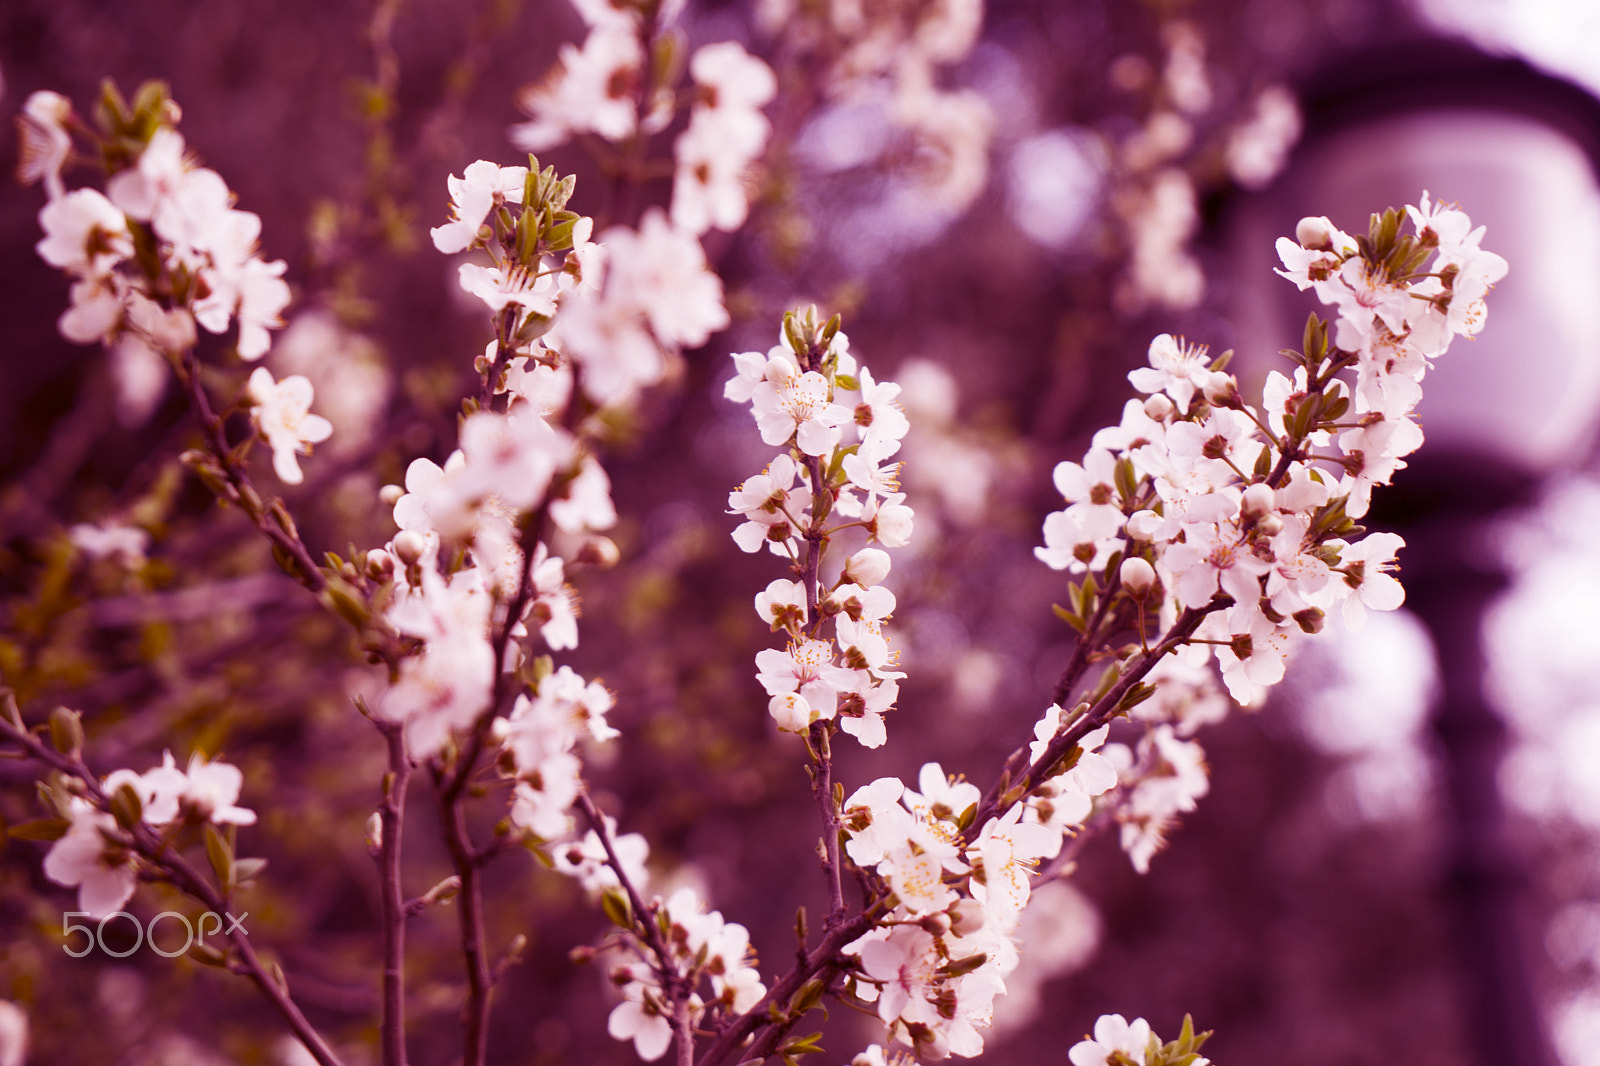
[
  {"xmin": 600, "ymin": 888, "xmax": 633, "ymax": 930},
  {"xmin": 7, "ymin": 817, "xmax": 69, "ymax": 841},
  {"xmin": 204, "ymin": 823, "xmax": 234, "ymax": 888}
]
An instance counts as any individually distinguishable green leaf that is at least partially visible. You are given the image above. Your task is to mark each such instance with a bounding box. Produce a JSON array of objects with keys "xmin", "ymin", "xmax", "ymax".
[
  {"xmin": 600, "ymin": 888, "xmax": 633, "ymax": 930},
  {"xmin": 1052, "ymin": 603, "xmax": 1086, "ymax": 633},
  {"xmin": 205, "ymin": 823, "xmax": 234, "ymax": 889},
  {"xmin": 7, "ymin": 817, "xmax": 69, "ymax": 842}
]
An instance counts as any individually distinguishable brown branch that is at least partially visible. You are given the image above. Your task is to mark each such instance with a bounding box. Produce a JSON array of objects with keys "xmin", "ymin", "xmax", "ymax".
[
  {"xmin": 806, "ymin": 723, "xmax": 846, "ymax": 924},
  {"xmin": 433, "ymin": 768, "xmax": 492, "ymax": 1066},
  {"xmin": 577, "ymin": 791, "xmax": 698, "ymax": 1064},
  {"xmin": 964, "ymin": 601, "xmax": 1227, "ymax": 844},
  {"xmin": 376, "ymin": 723, "xmax": 411, "ymax": 1066},
  {"xmin": 693, "ymin": 912, "xmax": 876, "ymax": 1066}
]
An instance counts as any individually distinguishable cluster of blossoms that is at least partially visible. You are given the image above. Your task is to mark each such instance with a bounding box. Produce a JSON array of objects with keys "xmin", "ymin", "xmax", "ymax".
[
  {"xmin": 26, "ymin": 89, "xmax": 290, "ymax": 360},
  {"xmin": 836, "ymin": 746, "xmax": 1113, "ymax": 1059},
  {"xmin": 13, "ymin": 54, "xmax": 1506, "ymax": 1066},
  {"xmin": 726, "ymin": 310, "xmax": 914, "ymax": 747},
  {"xmin": 22, "ymin": 86, "xmax": 333, "ymax": 485},
  {"xmin": 508, "ymin": 0, "xmax": 774, "ymax": 360},
  {"xmin": 373, "ymin": 159, "xmax": 620, "ymax": 775},
  {"xmin": 42, "ymin": 747, "xmax": 255, "ymax": 917},
  {"xmin": 605, "ymin": 883, "xmax": 767, "ymax": 1061},
  {"xmin": 1034, "ymin": 194, "xmax": 1504, "ymax": 871},
  {"xmin": 544, "ymin": 820, "xmax": 767, "ymax": 1061},
  {"xmin": 512, "ymin": 0, "xmax": 777, "ymax": 238}
]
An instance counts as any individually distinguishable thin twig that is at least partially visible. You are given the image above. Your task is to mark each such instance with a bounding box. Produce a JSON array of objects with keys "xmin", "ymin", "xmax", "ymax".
[
  {"xmin": 377, "ymin": 723, "xmax": 411, "ymax": 1066},
  {"xmin": 434, "ymin": 769, "xmax": 492, "ymax": 1066},
  {"xmin": 176, "ymin": 349, "xmax": 326, "ymax": 593}
]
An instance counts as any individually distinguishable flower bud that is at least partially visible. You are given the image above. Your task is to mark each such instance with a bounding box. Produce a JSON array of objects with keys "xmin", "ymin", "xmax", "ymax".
[
  {"xmin": 843, "ymin": 547, "xmax": 891, "ymax": 587},
  {"xmin": 1203, "ymin": 372, "xmax": 1241, "ymax": 408},
  {"xmin": 366, "ymin": 550, "xmax": 396, "ymax": 581},
  {"xmin": 393, "ymin": 530, "xmax": 428, "ymax": 566},
  {"xmin": 574, "ymin": 535, "xmax": 621, "ymax": 569},
  {"xmin": 919, "ymin": 912, "xmax": 953, "ymax": 936},
  {"xmin": 1120, "ymin": 556, "xmax": 1156, "ymax": 595},
  {"xmin": 379, "ymin": 483, "xmax": 404, "ymax": 506},
  {"xmin": 1295, "ymin": 215, "xmax": 1334, "ymax": 250},
  {"xmin": 948, "ymin": 898, "xmax": 986, "ymax": 936},
  {"xmin": 1293, "ymin": 607, "xmax": 1326, "ymax": 634},
  {"xmin": 1126, "ymin": 509, "xmax": 1162, "ymax": 542},
  {"xmin": 366, "ymin": 812, "xmax": 383, "ymax": 856},
  {"xmin": 1143, "ymin": 393, "xmax": 1175, "ymax": 421},
  {"xmin": 1240, "ymin": 483, "xmax": 1275, "ymax": 519},
  {"xmin": 1258, "ymin": 513, "xmax": 1284, "ymax": 537}
]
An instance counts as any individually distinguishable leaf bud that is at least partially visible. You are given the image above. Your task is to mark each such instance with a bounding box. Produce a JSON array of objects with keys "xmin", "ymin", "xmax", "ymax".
[
  {"xmin": 1119, "ymin": 556, "xmax": 1156, "ymax": 595},
  {"xmin": 843, "ymin": 547, "xmax": 891, "ymax": 587},
  {"xmin": 49, "ymin": 706, "xmax": 84, "ymax": 759},
  {"xmin": 365, "ymin": 812, "xmax": 383, "ymax": 856}
]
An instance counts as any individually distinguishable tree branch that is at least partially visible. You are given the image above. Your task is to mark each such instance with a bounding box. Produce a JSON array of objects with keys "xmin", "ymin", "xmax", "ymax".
[{"xmin": 376, "ymin": 723, "xmax": 411, "ymax": 1066}]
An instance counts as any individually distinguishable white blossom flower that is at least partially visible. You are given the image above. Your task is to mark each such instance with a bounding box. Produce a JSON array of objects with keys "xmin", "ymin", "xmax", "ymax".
[
  {"xmin": 247, "ymin": 367, "xmax": 333, "ymax": 485},
  {"xmin": 36, "ymin": 188, "xmax": 131, "ymax": 278},
  {"xmin": 16, "ymin": 90, "xmax": 73, "ymax": 199},
  {"xmin": 1069, "ymin": 1014, "xmax": 1154, "ymax": 1066},
  {"xmin": 42, "ymin": 800, "xmax": 137, "ymax": 918},
  {"xmin": 430, "ymin": 160, "xmax": 528, "ymax": 254}
]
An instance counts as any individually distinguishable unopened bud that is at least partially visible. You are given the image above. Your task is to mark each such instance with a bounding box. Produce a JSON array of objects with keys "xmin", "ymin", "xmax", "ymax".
[
  {"xmin": 1258, "ymin": 513, "xmax": 1284, "ymax": 537},
  {"xmin": 574, "ymin": 535, "xmax": 621, "ymax": 569},
  {"xmin": 379, "ymin": 484, "xmax": 404, "ymax": 507},
  {"xmin": 1143, "ymin": 393, "xmax": 1175, "ymax": 421},
  {"xmin": 1293, "ymin": 607, "xmax": 1326, "ymax": 634},
  {"xmin": 948, "ymin": 898, "xmax": 986, "ymax": 936},
  {"xmin": 919, "ymin": 912, "xmax": 953, "ymax": 936},
  {"xmin": 392, "ymin": 530, "xmax": 428, "ymax": 566},
  {"xmin": 1119, "ymin": 556, "xmax": 1156, "ymax": 595},
  {"xmin": 1203, "ymin": 372, "xmax": 1241, "ymax": 408},
  {"xmin": 1295, "ymin": 215, "xmax": 1334, "ymax": 251},
  {"xmin": 843, "ymin": 547, "xmax": 891, "ymax": 587},
  {"xmin": 1126, "ymin": 509, "xmax": 1162, "ymax": 542},
  {"xmin": 366, "ymin": 812, "xmax": 383, "ymax": 855},
  {"xmin": 1241, "ymin": 483, "xmax": 1275, "ymax": 519},
  {"xmin": 366, "ymin": 550, "xmax": 396, "ymax": 581}
]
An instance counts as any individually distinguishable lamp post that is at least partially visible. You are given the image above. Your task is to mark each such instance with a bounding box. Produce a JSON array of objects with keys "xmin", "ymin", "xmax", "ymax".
[{"xmin": 1226, "ymin": 41, "xmax": 1600, "ymax": 1066}]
